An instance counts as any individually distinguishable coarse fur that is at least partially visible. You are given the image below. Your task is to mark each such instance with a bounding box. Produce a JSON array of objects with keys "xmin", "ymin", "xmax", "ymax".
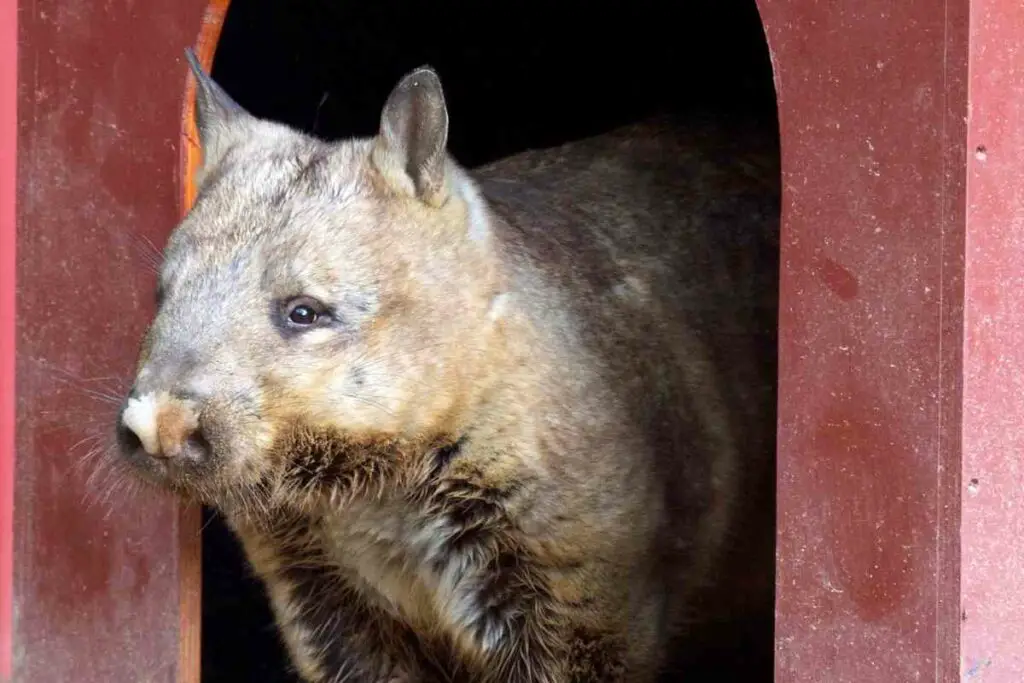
[{"xmin": 114, "ymin": 52, "xmax": 779, "ymax": 682}]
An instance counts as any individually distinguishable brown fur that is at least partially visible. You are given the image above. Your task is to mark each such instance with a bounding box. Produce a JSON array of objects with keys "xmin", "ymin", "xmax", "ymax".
[{"xmin": 114, "ymin": 54, "xmax": 779, "ymax": 682}]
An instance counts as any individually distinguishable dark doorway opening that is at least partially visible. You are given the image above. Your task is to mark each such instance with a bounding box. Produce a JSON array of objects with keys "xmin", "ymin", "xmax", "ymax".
[{"xmin": 200, "ymin": 0, "xmax": 778, "ymax": 680}]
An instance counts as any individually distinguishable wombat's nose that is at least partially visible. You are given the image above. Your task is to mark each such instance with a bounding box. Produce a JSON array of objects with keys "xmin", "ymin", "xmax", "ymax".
[{"xmin": 118, "ymin": 392, "xmax": 209, "ymax": 461}]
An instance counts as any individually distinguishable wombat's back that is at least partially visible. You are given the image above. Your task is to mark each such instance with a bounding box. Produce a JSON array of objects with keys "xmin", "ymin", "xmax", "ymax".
[
  {"xmin": 475, "ymin": 115, "xmax": 780, "ymax": 673},
  {"xmin": 474, "ymin": 114, "xmax": 778, "ymax": 319},
  {"xmin": 475, "ymin": 114, "xmax": 778, "ymax": 364}
]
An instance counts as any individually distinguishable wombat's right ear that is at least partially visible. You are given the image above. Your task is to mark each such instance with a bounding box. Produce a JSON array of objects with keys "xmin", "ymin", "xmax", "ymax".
[
  {"xmin": 371, "ymin": 66, "xmax": 450, "ymax": 207},
  {"xmin": 184, "ymin": 48, "xmax": 252, "ymax": 182}
]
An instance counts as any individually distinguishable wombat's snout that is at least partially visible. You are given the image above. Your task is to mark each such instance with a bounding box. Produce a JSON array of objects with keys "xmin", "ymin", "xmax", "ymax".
[{"xmin": 117, "ymin": 391, "xmax": 210, "ymax": 463}]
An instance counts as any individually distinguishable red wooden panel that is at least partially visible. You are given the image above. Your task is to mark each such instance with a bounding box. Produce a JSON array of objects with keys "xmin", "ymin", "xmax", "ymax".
[
  {"xmin": 760, "ymin": 0, "xmax": 968, "ymax": 679},
  {"xmin": 13, "ymin": 1, "xmax": 208, "ymax": 680},
  {"xmin": 960, "ymin": 0, "xmax": 1024, "ymax": 678},
  {"xmin": 0, "ymin": 0, "xmax": 18, "ymax": 677}
]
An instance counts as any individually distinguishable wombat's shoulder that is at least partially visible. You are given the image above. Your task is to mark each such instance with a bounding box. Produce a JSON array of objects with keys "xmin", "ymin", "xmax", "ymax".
[{"xmin": 468, "ymin": 113, "xmax": 780, "ymax": 302}]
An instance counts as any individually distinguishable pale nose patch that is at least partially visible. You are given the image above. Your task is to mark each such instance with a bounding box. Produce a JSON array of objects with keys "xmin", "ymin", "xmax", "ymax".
[{"xmin": 122, "ymin": 392, "xmax": 200, "ymax": 458}]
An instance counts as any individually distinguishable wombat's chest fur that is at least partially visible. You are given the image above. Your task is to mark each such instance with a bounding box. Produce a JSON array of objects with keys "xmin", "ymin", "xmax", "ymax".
[{"xmin": 120, "ymin": 58, "xmax": 778, "ymax": 683}]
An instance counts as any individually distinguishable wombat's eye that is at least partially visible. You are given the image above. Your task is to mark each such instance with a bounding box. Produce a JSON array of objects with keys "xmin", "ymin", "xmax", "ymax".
[
  {"xmin": 284, "ymin": 298, "xmax": 327, "ymax": 327},
  {"xmin": 289, "ymin": 305, "xmax": 318, "ymax": 325}
]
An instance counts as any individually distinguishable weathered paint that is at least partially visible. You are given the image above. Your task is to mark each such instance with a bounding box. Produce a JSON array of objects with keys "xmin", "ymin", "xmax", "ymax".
[
  {"xmin": 0, "ymin": 0, "xmax": 18, "ymax": 677},
  {"xmin": 759, "ymin": 0, "xmax": 968, "ymax": 679},
  {"xmin": 961, "ymin": 0, "xmax": 1024, "ymax": 678},
  {"xmin": 13, "ymin": 1, "xmax": 208, "ymax": 680}
]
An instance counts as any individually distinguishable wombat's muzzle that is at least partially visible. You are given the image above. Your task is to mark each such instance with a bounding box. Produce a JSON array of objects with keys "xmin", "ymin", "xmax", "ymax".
[{"xmin": 116, "ymin": 386, "xmax": 212, "ymax": 465}]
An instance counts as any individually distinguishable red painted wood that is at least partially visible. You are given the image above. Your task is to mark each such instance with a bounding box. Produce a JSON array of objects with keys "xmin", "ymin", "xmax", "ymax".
[
  {"xmin": 760, "ymin": 0, "xmax": 968, "ymax": 679},
  {"xmin": 960, "ymin": 0, "xmax": 1024, "ymax": 678},
  {"xmin": 14, "ymin": 1, "xmax": 208, "ymax": 680},
  {"xmin": 0, "ymin": 0, "xmax": 18, "ymax": 677}
]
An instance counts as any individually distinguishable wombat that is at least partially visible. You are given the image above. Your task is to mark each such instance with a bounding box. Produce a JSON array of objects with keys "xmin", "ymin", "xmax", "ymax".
[{"xmin": 114, "ymin": 50, "xmax": 779, "ymax": 682}]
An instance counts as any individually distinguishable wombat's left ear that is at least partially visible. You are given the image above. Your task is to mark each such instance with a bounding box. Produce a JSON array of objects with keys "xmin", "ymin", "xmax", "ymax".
[
  {"xmin": 371, "ymin": 66, "xmax": 450, "ymax": 207},
  {"xmin": 184, "ymin": 48, "xmax": 253, "ymax": 183}
]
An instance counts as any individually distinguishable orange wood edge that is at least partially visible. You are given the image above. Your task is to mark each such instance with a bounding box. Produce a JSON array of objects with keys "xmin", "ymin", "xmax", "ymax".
[{"xmin": 178, "ymin": 1, "xmax": 232, "ymax": 681}]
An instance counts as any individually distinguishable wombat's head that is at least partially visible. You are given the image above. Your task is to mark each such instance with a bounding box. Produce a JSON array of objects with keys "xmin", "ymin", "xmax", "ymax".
[{"xmin": 114, "ymin": 52, "xmax": 505, "ymax": 509}]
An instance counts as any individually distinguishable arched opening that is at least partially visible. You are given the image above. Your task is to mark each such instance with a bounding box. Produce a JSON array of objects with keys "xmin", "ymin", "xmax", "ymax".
[{"xmin": 186, "ymin": 0, "xmax": 780, "ymax": 680}]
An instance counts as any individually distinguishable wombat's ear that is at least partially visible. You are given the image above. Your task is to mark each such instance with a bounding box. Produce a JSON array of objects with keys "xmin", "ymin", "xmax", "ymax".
[
  {"xmin": 371, "ymin": 66, "xmax": 450, "ymax": 207},
  {"xmin": 184, "ymin": 48, "xmax": 252, "ymax": 181}
]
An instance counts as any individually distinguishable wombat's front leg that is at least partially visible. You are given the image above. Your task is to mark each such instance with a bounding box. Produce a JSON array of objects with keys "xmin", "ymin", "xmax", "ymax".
[
  {"xmin": 421, "ymin": 479, "xmax": 629, "ymax": 683},
  {"xmin": 266, "ymin": 564, "xmax": 429, "ymax": 682},
  {"xmin": 438, "ymin": 550, "xmax": 629, "ymax": 683},
  {"xmin": 460, "ymin": 573, "xmax": 630, "ymax": 683},
  {"xmin": 228, "ymin": 517, "xmax": 444, "ymax": 683}
]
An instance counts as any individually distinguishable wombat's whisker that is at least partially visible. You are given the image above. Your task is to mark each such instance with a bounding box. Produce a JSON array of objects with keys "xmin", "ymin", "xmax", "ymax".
[
  {"xmin": 196, "ymin": 506, "xmax": 220, "ymax": 536},
  {"xmin": 68, "ymin": 436, "xmax": 109, "ymax": 471}
]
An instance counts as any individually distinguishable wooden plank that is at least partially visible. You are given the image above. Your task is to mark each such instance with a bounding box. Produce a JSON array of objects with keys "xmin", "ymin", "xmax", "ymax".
[
  {"xmin": 759, "ymin": 0, "xmax": 968, "ymax": 679},
  {"xmin": 13, "ymin": 1, "xmax": 209, "ymax": 680},
  {"xmin": 960, "ymin": 0, "xmax": 1024, "ymax": 678},
  {"xmin": 0, "ymin": 0, "xmax": 18, "ymax": 677}
]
